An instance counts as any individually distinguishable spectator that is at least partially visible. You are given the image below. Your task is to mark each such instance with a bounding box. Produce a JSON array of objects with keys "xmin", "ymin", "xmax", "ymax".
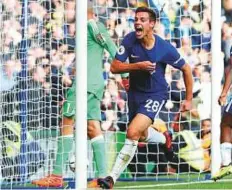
[{"xmin": 199, "ymin": 119, "xmax": 211, "ymax": 172}]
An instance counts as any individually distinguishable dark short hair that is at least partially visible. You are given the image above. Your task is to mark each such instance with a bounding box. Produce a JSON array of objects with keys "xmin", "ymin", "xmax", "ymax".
[{"xmin": 135, "ymin": 7, "xmax": 157, "ymax": 21}]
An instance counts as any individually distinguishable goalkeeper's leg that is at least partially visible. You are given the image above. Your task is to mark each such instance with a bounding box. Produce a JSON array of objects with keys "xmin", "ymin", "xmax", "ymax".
[
  {"xmin": 212, "ymin": 112, "xmax": 232, "ymax": 181},
  {"xmin": 32, "ymin": 116, "xmax": 74, "ymax": 187},
  {"xmin": 32, "ymin": 87, "xmax": 75, "ymax": 187},
  {"xmin": 87, "ymin": 92, "xmax": 107, "ymax": 188},
  {"xmin": 88, "ymin": 120, "xmax": 107, "ymax": 177},
  {"xmin": 53, "ymin": 116, "xmax": 74, "ymax": 176},
  {"xmin": 87, "ymin": 120, "xmax": 107, "ymax": 188}
]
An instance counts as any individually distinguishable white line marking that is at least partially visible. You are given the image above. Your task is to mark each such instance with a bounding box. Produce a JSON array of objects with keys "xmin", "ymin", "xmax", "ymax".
[{"xmin": 117, "ymin": 178, "xmax": 232, "ymax": 189}]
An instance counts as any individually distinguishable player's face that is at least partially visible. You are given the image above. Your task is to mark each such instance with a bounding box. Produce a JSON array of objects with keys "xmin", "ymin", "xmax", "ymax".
[{"xmin": 134, "ymin": 12, "xmax": 155, "ymax": 39}]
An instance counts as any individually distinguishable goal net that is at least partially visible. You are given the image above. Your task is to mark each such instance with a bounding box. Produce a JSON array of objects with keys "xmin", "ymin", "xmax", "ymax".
[
  {"xmin": 0, "ymin": 0, "xmax": 75, "ymax": 188},
  {"xmin": 88, "ymin": 0, "xmax": 212, "ymax": 182},
  {"xmin": 0, "ymin": 0, "xmax": 214, "ymax": 188}
]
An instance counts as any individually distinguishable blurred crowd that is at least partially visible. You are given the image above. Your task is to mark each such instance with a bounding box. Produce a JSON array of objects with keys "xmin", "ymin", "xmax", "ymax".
[
  {"xmin": 222, "ymin": 0, "xmax": 232, "ymax": 66},
  {"xmin": 0, "ymin": 0, "xmax": 76, "ymax": 128},
  {"xmin": 1, "ymin": 0, "xmax": 232, "ymax": 176},
  {"xmin": 1, "ymin": 0, "xmax": 76, "ymax": 87}
]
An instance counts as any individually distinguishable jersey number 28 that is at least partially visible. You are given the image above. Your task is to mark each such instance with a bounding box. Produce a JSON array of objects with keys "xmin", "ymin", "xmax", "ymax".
[{"xmin": 144, "ymin": 99, "xmax": 160, "ymax": 112}]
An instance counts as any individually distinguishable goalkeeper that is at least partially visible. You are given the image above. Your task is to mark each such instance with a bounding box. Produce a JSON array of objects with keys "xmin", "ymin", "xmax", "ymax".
[{"xmin": 32, "ymin": 0, "xmax": 128, "ymax": 188}]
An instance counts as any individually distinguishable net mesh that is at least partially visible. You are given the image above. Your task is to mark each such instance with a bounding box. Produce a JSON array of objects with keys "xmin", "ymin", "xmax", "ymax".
[
  {"xmin": 0, "ymin": 0, "xmax": 214, "ymax": 188},
  {"xmin": 0, "ymin": 0, "xmax": 75, "ymax": 187}
]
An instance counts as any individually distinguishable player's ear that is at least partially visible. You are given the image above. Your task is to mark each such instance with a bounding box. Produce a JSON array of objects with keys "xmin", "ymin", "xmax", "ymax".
[{"xmin": 150, "ymin": 20, "xmax": 155, "ymax": 28}]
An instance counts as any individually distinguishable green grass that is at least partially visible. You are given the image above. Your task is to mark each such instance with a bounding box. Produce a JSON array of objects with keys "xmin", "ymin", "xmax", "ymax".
[
  {"xmin": 114, "ymin": 176, "xmax": 232, "ymax": 189},
  {"xmin": 0, "ymin": 181, "xmax": 69, "ymax": 189},
  {"xmin": 1, "ymin": 175, "xmax": 232, "ymax": 189},
  {"xmin": 114, "ymin": 180, "xmax": 232, "ymax": 189}
]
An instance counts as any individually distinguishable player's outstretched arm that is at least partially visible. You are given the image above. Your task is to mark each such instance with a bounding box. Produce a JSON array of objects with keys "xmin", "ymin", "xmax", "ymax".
[
  {"xmin": 180, "ymin": 63, "xmax": 193, "ymax": 112},
  {"xmin": 218, "ymin": 58, "xmax": 232, "ymax": 106},
  {"xmin": 110, "ymin": 59, "xmax": 156, "ymax": 74}
]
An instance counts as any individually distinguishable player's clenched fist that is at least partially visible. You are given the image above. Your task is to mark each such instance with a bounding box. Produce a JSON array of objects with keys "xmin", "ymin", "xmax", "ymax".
[
  {"xmin": 180, "ymin": 100, "xmax": 192, "ymax": 112},
  {"xmin": 138, "ymin": 61, "xmax": 156, "ymax": 72},
  {"xmin": 218, "ymin": 94, "xmax": 226, "ymax": 106}
]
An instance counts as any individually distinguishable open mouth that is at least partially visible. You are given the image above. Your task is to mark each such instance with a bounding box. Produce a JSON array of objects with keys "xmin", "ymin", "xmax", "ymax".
[{"xmin": 135, "ymin": 25, "xmax": 143, "ymax": 36}]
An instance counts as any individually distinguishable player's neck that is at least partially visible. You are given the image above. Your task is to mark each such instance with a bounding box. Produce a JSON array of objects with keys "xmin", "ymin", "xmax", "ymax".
[{"xmin": 140, "ymin": 34, "xmax": 155, "ymax": 50}]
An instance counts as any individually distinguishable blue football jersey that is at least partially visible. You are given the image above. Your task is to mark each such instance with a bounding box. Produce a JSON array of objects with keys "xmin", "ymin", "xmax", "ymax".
[{"xmin": 115, "ymin": 32, "xmax": 185, "ymax": 94}]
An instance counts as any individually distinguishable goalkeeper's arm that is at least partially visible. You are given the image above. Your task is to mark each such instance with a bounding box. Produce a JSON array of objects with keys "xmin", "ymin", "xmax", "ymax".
[
  {"xmin": 88, "ymin": 19, "xmax": 117, "ymax": 58},
  {"xmin": 88, "ymin": 19, "xmax": 129, "ymax": 79}
]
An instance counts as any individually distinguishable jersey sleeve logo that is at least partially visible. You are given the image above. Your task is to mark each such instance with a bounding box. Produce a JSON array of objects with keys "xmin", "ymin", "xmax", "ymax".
[
  {"xmin": 117, "ymin": 45, "xmax": 125, "ymax": 55},
  {"xmin": 96, "ymin": 33, "xmax": 106, "ymax": 45}
]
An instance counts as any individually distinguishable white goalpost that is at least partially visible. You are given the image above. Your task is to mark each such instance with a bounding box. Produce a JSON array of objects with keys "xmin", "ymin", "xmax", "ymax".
[
  {"xmin": 211, "ymin": 0, "xmax": 222, "ymax": 177},
  {"xmin": 76, "ymin": 0, "xmax": 87, "ymax": 189}
]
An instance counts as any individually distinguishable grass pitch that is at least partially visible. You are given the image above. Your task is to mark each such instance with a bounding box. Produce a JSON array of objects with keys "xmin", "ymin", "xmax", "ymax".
[
  {"xmin": 1, "ymin": 174, "xmax": 232, "ymax": 189},
  {"xmin": 114, "ymin": 175, "xmax": 232, "ymax": 189}
]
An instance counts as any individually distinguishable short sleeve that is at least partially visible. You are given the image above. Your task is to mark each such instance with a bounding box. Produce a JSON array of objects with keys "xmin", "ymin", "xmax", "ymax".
[
  {"xmin": 115, "ymin": 37, "xmax": 130, "ymax": 62},
  {"xmin": 164, "ymin": 43, "xmax": 185, "ymax": 70}
]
